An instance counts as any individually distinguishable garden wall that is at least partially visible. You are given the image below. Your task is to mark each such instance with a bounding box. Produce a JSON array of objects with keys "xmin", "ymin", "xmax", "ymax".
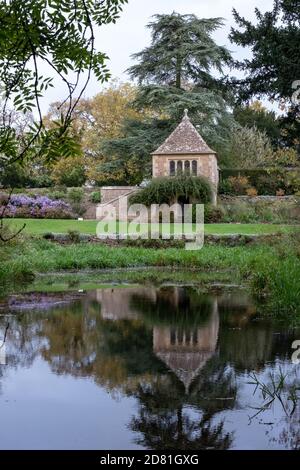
[{"xmin": 96, "ymin": 186, "xmax": 141, "ymax": 221}]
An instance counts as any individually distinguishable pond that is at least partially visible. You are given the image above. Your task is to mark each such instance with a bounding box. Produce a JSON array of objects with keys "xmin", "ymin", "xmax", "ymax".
[{"xmin": 0, "ymin": 282, "xmax": 299, "ymax": 450}]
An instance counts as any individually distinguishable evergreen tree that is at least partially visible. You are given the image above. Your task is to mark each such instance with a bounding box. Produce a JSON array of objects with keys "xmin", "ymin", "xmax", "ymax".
[
  {"xmin": 230, "ymin": 0, "xmax": 300, "ymax": 102},
  {"xmin": 229, "ymin": 0, "xmax": 300, "ymax": 154},
  {"xmin": 127, "ymin": 13, "xmax": 232, "ymax": 90},
  {"xmin": 233, "ymin": 102, "xmax": 281, "ymax": 147},
  {"xmin": 103, "ymin": 12, "xmax": 236, "ymax": 181}
]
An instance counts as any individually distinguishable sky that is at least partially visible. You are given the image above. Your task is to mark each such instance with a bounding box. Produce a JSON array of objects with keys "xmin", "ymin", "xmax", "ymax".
[{"xmin": 41, "ymin": 0, "xmax": 275, "ymax": 113}]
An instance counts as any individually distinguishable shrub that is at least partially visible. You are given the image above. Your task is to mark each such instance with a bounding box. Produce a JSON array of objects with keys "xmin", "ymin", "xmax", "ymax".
[
  {"xmin": 218, "ymin": 178, "xmax": 233, "ymax": 195},
  {"xmin": 270, "ymin": 148, "xmax": 299, "ymax": 167},
  {"xmin": 220, "ymin": 168, "xmax": 300, "ymax": 196},
  {"xmin": 67, "ymin": 230, "xmax": 81, "ymax": 244},
  {"xmin": 246, "ymin": 187, "xmax": 258, "ymax": 197},
  {"xmin": 51, "ymin": 156, "xmax": 86, "ymax": 187},
  {"xmin": 71, "ymin": 202, "xmax": 86, "ymax": 217},
  {"xmin": 90, "ymin": 191, "xmax": 101, "ymax": 203},
  {"xmin": 225, "ymin": 125, "xmax": 273, "ymax": 168},
  {"xmin": 68, "ymin": 188, "xmax": 84, "ymax": 204},
  {"xmin": 227, "ymin": 176, "xmax": 251, "ymax": 195},
  {"xmin": 254, "ymin": 203, "xmax": 275, "ymax": 223},
  {"xmin": 221, "ymin": 201, "xmax": 259, "ymax": 223},
  {"xmin": 204, "ymin": 204, "xmax": 225, "ymax": 223},
  {"xmin": 285, "ymin": 173, "xmax": 300, "ymax": 194},
  {"xmin": 0, "ymin": 161, "xmax": 31, "ymax": 188},
  {"xmin": 3, "ymin": 194, "xmax": 73, "ymax": 219},
  {"xmin": 0, "ymin": 193, "xmax": 9, "ymax": 205},
  {"xmin": 220, "ymin": 199, "xmax": 300, "ymax": 224},
  {"xmin": 43, "ymin": 232, "xmax": 55, "ymax": 240},
  {"xmin": 130, "ymin": 175, "xmax": 213, "ymax": 206},
  {"xmin": 254, "ymin": 173, "xmax": 283, "ymax": 195},
  {"xmin": 51, "ymin": 190, "xmax": 66, "ymax": 200}
]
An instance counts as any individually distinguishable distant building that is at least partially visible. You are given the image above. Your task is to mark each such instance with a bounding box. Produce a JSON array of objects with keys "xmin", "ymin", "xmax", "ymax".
[
  {"xmin": 152, "ymin": 109, "xmax": 218, "ymax": 203},
  {"xmin": 97, "ymin": 110, "xmax": 218, "ymax": 219}
]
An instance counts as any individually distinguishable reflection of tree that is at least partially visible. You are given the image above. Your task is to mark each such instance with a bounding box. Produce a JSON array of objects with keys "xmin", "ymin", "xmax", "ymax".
[
  {"xmin": 2, "ymin": 285, "xmax": 297, "ymax": 450},
  {"xmin": 130, "ymin": 287, "xmax": 213, "ymax": 328},
  {"xmin": 131, "ymin": 407, "xmax": 232, "ymax": 450},
  {"xmin": 219, "ymin": 325, "xmax": 274, "ymax": 372},
  {"xmin": 129, "ymin": 370, "xmax": 234, "ymax": 450},
  {"xmin": 40, "ymin": 302, "xmax": 165, "ymax": 390},
  {"xmin": 0, "ymin": 314, "xmax": 44, "ymax": 370}
]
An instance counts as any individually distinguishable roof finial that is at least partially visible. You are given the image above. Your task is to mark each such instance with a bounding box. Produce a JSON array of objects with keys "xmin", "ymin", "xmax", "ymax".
[{"xmin": 184, "ymin": 108, "xmax": 189, "ymax": 118}]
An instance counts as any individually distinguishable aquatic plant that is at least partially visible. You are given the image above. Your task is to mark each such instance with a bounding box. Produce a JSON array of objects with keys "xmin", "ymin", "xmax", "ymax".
[{"xmin": 248, "ymin": 369, "xmax": 300, "ymax": 422}]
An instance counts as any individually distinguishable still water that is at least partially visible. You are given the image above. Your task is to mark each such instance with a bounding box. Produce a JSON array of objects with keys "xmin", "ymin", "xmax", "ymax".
[{"xmin": 0, "ymin": 283, "xmax": 299, "ymax": 450}]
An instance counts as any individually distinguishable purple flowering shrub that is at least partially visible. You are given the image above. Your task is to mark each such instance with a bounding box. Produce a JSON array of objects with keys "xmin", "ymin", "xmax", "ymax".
[{"xmin": 2, "ymin": 194, "xmax": 73, "ymax": 219}]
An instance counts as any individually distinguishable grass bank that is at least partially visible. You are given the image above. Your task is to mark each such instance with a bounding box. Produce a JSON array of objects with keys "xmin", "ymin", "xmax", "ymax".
[{"xmin": 1, "ymin": 234, "xmax": 300, "ymax": 321}]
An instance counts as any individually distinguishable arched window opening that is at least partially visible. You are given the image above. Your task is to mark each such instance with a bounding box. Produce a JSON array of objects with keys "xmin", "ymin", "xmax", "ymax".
[
  {"xmin": 192, "ymin": 160, "xmax": 198, "ymax": 176},
  {"xmin": 169, "ymin": 160, "xmax": 175, "ymax": 176},
  {"xmin": 177, "ymin": 160, "xmax": 183, "ymax": 174},
  {"xmin": 184, "ymin": 160, "xmax": 190, "ymax": 175}
]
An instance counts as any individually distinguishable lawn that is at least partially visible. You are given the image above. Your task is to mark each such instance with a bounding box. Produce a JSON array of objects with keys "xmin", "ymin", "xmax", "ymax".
[{"xmin": 3, "ymin": 218, "xmax": 298, "ymax": 236}]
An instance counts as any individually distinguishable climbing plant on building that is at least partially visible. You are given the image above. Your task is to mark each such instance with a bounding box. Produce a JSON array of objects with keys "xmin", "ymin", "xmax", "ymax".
[{"xmin": 129, "ymin": 175, "xmax": 213, "ymax": 206}]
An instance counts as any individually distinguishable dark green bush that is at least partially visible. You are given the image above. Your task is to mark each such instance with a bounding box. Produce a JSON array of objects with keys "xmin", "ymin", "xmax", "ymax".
[
  {"xmin": 130, "ymin": 175, "xmax": 213, "ymax": 206},
  {"xmin": 90, "ymin": 191, "xmax": 101, "ymax": 203},
  {"xmin": 51, "ymin": 190, "xmax": 66, "ymax": 200},
  {"xmin": 218, "ymin": 178, "xmax": 233, "ymax": 195},
  {"xmin": 43, "ymin": 232, "xmax": 55, "ymax": 240},
  {"xmin": 67, "ymin": 230, "xmax": 81, "ymax": 244},
  {"xmin": 204, "ymin": 204, "xmax": 225, "ymax": 223},
  {"xmin": 254, "ymin": 174, "xmax": 284, "ymax": 195},
  {"xmin": 68, "ymin": 188, "xmax": 84, "ymax": 203}
]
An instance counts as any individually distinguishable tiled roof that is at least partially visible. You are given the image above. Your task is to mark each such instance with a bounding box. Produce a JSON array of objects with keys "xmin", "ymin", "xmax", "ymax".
[{"xmin": 152, "ymin": 109, "xmax": 216, "ymax": 155}]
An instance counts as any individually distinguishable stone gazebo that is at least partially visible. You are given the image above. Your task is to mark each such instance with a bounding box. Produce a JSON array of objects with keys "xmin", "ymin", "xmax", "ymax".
[
  {"xmin": 152, "ymin": 109, "xmax": 219, "ymax": 204},
  {"xmin": 96, "ymin": 110, "xmax": 218, "ymax": 220}
]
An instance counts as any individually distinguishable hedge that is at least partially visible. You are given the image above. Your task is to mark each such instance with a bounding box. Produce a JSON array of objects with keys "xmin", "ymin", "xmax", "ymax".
[{"xmin": 219, "ymin": 168, "xmax": 300, "ymax": 196}]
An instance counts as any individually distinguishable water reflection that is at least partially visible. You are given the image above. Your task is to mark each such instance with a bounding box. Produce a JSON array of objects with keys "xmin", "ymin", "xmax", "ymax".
[
  {"xmin": 0, "ymin": 285, "xmax": 299, "ymax": 450},
  {"xmin": 152, "ymin": 299, "xmax": 219, "ymax": 393}
]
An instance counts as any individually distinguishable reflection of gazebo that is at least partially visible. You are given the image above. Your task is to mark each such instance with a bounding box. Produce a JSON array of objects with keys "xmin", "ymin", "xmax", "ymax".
[{"xmin": 153, "ymin": 300, "xmax": 219, "ymax": 393}]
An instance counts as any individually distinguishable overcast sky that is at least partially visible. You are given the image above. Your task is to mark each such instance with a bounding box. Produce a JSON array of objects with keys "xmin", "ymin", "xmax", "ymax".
[{"xmin": 41, "ymin": 0, "xmax": 275, "ymax": 112}]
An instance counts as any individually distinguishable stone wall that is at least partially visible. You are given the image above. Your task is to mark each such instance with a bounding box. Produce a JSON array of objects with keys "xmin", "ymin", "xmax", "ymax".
[
  {"xmin": 219, "ymin": 195, "xmax": 300, "ymax": 205},
  {"xmin": 100, "ymin": 186, "xmax": 139, "ymax": 204},
  {"xmin": 96, "ymin": 186, "xmax": 141, "ymax": 221}
]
